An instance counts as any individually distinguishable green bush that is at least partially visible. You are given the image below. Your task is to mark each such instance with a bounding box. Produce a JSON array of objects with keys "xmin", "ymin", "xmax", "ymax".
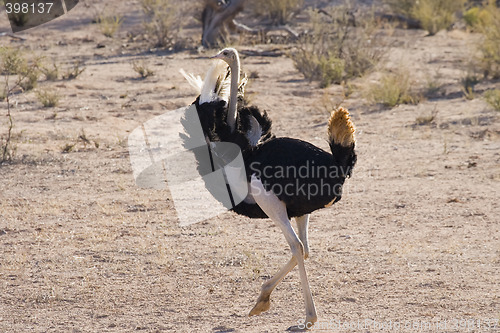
[{"xmin": 464, "ymin": 7, "xmax": 481, "ymax": 28}]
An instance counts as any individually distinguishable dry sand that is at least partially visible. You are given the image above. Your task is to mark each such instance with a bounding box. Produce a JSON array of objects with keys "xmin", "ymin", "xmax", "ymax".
[{"xmin": 1, "ymin": 1, "xmax": 499, "ymax": 332}]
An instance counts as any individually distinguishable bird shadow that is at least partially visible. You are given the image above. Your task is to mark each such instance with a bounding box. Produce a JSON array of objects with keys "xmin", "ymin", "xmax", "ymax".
[
  {"xmin": 286, "ymin": 325, "xmax": 308, "ymax": 332},
  {"xmin": 212, "ymin": 326, "xmax": 235, "ymax": 333}
]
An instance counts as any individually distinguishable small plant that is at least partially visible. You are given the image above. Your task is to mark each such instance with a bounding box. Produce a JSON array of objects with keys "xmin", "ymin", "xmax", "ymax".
[
  {"xmin": 1, "ymin": 47, "xmax": 27, "ymax": 74},
  {"xmin": 62, "ymin": 62, "xmax": 85, "ymax": 80},
  {"xmin": 484, "ymin": 89, "xmax": 500, "ymax": 111},
  {"xmin": 140, "ymin": 0, "xmax": 181, "ymax": 47},
  {"xmin": 132, "ymin": 61, "xmax": 154, "ymax": 78},
  {"xmin": 41, "ymin": 63, "xmax": 59, "ymax": 81},
  {"xmin": 19, "ymin": 70, "xmax": 39, "ymax": 91},
  {"xmin": 97, "ymin": 14, "xmax": 123, "ymax": 38},
  {"xmin": 251, "ymin": 0, "xmax": 303, "ymax": 25},
  {"xmin": 460, "ymin": 72, "xmax": 479, "ymax": 100},
  {"xmin": 424, "ymin": 68, "xmax": 444, "ymax": 98},
  {"xmin": 366, "ymin": 69, "xmax": 419, "ymax": 108},
  {"xmin": 0, "ymin": 47, "xmax": 41, "ymax": 91},
  {"xmin": 61, "ymin": 129, "xmax": 99, "ymax": 153},
  {"xmin": 37, "ymin": 89, "xmax": 60, "ymax": 107},
  {"xmin": 416, "ymin": 108, "xmax": 438, "ymax": 125}
]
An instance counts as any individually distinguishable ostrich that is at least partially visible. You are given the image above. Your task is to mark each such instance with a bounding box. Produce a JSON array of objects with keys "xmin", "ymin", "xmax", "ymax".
[{"xmin": 182, "ymin": 48, "xmax": 357, "ymax": 329}]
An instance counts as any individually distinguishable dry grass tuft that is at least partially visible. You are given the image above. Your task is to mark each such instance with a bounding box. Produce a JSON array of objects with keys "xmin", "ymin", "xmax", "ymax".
[
  {"xmin": 37, "ymin": 89, "xmax": 60, "ymax": 108},
  {"xmin": 62, "ymin": 62, "xmax": 85, "ymax": 80},
  {"xmin": 41, "ymin": 62, "xmax": 59, "ymax": 81},
  {"xmin": 366, "ymin": 69, "xmax": 420, "ymax": 108},
  {"xmin": 132, "ymin": 61, "xmax": 155, "ymax": 79},
  {"xmin": 460, "ymin": 70, "xmax": 480, "ymax": 100},
  {"xmin": 97, "ymin": 14, "xmax": 124, "ymax": 38},
  {"xmin": 484, "ymin": 89, "xmax": 500, "ymax": 111}
]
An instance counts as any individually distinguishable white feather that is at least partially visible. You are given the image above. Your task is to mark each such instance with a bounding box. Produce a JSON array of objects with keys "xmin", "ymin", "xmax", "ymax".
[
  {"xmin": 246, "ymin": 115, "xmax": 263, "ymax": 147},
  {"xmin": 179, "ymin": 69, "xmax": 203, "ymax": 94},
  {"xmin": 200, "ymin": 60, "xmax": 231, "ymax": 104}
]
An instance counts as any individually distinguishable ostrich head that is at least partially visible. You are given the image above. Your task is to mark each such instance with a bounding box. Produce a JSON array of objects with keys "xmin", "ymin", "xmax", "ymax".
[{"xmin": 211, "ymin": 48, "xmax": 239, "ymax": 67}]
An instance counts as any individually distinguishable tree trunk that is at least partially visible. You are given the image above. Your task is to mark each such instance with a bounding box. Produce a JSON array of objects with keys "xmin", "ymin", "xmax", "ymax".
[{"xmin": 201, "ymin": 0, "xmax": 246, "ymax": 47}]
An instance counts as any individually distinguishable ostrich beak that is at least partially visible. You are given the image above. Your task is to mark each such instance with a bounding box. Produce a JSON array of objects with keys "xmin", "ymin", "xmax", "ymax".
[{"xmin": 210, "ymin": 52, "xmax": 223, "ymax": 60}]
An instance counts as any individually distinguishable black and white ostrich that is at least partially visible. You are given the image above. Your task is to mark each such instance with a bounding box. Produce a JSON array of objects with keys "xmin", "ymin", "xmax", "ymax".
[{"xmin": 181, "ymin": 48, "xmax": 357, "ymax": 328}]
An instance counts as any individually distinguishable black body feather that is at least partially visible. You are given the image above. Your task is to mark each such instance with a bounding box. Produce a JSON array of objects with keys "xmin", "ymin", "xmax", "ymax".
[{"xmin": 185, "ymin": 94, "xmax": 356, "ymax": 220}]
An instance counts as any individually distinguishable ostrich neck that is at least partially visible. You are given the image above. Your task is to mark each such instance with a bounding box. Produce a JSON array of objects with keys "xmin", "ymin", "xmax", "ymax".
[{"xmin": 227, "ymin": 58, "xmax": 240, "ymax": 132}]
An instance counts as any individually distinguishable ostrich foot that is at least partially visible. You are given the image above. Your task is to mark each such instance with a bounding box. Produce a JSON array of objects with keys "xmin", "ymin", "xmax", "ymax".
[
  {"xmin": 248, "ymin": 294, "xmax": 270, "ymax": 316},
  {"xmin": 286, "ymin": 316, "xmax": 318, "ymax": 331}
]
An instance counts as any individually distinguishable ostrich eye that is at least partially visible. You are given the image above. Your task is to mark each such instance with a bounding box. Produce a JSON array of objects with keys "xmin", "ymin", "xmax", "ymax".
[{"xmin": 223, "ymin": 51, "xmax": 228, "ymax": 55}]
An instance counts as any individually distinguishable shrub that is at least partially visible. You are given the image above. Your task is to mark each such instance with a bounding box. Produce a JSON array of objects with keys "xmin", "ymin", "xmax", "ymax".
[
  {"xmin": 1, "ymin": 47, "xmax": 27, "ymax": 75},
  {"xmin": 476, "ymin": 2, "xmax": 500, "ymax": 78},
  {"xmin": 140, "ymin": 0, "xmax": 181, "ymax": 47},
  {"xmin": 464, "ymin": 7, "xmax": 481, "ymax": 28},
  {"xmin": 290, "ymin": 8, "xmax": 384, "ymax": 87},
  {"xmin": 0, "ymin": 47, "xmax": 41, "ymax": 91},
  {"xmin": 385, "ymin": 0, "xmax": 464, "ymax": 35},
  {"xmin": 1, "ymin": 47, "xmax": 41, "ymax": 162},
  {"xmin": 411, "ymin": 0, "xmax": 465, "ymax": 35},
  {"xmin": 251, "ymin": 0, "xmax": 303, "ymax": 25}
]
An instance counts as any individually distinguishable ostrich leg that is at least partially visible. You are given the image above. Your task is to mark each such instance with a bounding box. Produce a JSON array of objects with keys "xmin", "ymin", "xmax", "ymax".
[
  {"xmin": 248, "ymin": 175, "xmax": 317, "ymax": 327},
  {"xmin": 249, "ymin": 214, "xmax": 311, "ymax": 316}
]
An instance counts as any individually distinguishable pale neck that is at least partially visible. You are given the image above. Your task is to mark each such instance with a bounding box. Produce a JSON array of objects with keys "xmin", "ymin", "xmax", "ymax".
[{"xmin": 227, "ymin": 56, "xmax": 240, "ymax": 133}]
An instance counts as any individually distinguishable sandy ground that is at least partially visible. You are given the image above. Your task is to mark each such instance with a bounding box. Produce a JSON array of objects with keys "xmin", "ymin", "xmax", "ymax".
[{"xmin": 1, "ymin": 1, "xmax": 499, "ymax": 332}]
